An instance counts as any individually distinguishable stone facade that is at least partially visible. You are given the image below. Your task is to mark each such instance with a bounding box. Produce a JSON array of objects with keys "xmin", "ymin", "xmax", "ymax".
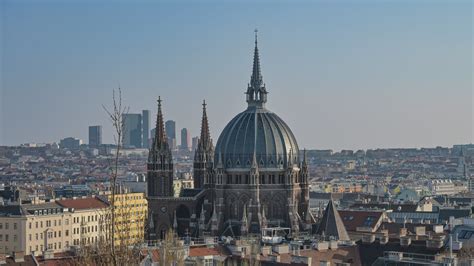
[{"xmin": 148, "ymin": 33, "xmax": 313, "ymax": 239}]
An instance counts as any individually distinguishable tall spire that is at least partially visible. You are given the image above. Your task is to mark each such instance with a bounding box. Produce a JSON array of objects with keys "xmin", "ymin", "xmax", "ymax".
[
  {"xmin": 250, "ymin": 29, "xmax": 263, "ymax": 89},
  {"xmin": 199, "ymin": 100, "xmax": 211, "ymax": 148},
  {"xmin": 153, "ymin": 96, "xmax": 167, "ymax": 149},
  {"xmin": 246, "ymin": 29, "xmax": 268, "ymax": 107}
]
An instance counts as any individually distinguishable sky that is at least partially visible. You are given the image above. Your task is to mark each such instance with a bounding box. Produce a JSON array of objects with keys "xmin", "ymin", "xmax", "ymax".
[{"xmin": 1, "ymin": 0, "xmax": 472, "ymax": 150}]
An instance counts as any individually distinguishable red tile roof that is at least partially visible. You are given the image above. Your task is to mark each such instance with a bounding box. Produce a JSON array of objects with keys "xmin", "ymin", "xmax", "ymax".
[
  {"xmin": 338, "ymin": 210, "xmax": 384, "ymax": 231},
  {"xmin": 188, "ymin": 247, "xmax": 221, "ymax": 257},
  {"xmin": 56, "ymin": 197, "xmax": 108, "ymax": 210}
]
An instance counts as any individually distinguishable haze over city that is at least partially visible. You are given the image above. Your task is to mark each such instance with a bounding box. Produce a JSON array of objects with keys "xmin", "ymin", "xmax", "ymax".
[{"xmin": 1, "ymin": 0, "xmax": 472, "ymax": 150}]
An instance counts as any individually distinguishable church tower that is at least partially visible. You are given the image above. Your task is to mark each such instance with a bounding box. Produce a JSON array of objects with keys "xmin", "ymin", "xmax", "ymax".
[
  {"xmin": 193, "ymin": 100, "xmax": 214, "ymax": 189},
  {"xmin": 147, "ymin": 97, "xmax": 174, "ymax": 197}
]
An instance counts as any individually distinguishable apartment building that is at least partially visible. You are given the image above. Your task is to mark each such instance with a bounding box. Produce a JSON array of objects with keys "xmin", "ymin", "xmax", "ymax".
[
  {"xmin": 0, "ymin": 197, "xmax": 108, "ymax": 256},
  {"xmin": 106, "ymin": 192, "xmax": 147, "ymax": 246},
  {"xmin": 56, "ymin": 197, "xmax": 108, "ymax": 247}
]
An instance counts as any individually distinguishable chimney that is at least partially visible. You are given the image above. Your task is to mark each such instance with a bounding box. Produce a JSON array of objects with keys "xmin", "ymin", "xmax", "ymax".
[
  {"xmin": 400, "ymin": 236, "xmax": 411, "ymax": 247},
  {"xmin": 399, "ymin": 228, "xmax": 407, "ymax": 237},
  {"xmin": 13, "ymin": 251, "xmax": 24, "ymax": 263}
]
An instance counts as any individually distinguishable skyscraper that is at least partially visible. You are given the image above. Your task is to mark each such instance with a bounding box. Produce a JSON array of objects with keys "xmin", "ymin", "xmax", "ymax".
[
  {"xmin": 142, "ymin": 110, "xmax": 150, "ymax": 148},
  {"xmin": 88, "ymin": 125, "xmax": 102, "ymax": 148},
  {"xmin": 192, "ymin": 136, "xmax": 199, "ymax": 152},
  {"xmin": 122, "ymin": 114, "xmax": 142, "ymax": 148},
  {"xmin": 180, "ymin": 128, "xmax": 190, "ymax": 151},
  {"xmin": 165, "ymin": 120, "xmax": 176, "ymax": 150}
]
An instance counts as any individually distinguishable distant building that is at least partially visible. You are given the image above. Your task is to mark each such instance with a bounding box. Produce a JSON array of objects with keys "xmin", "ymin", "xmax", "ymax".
[
  {"xmin": 142, "ymin": 110, "xmax": 150, "ymax": 148},
  {"xmin": 150, "ymin": 128, "xmax": 155, "ymax": 142},
  {"xmin": 88, "ymin": 125, "xmax": 102, "ymax": 148},
  {"xmin": 428, "ymin": 179, "xmax": 466, "ymax": 195},
  {"xmin": 192, "ymin": 136, "xmax": 199, "ymax": 152},
  {"xmin": 180, "ymin": 128, "xmax": 190, "ymax": 151},
  {"xmin": 165, "ymin": 120, "xmax": 176, "ymax": 150},
  {"xmin": 123, "ymin": 113, "xmax": 142, "ymax": 148},
  {"xmin": 59, "ymin": 137, "xmax": 82, "ymax": 150},
  {"xmin": 54, "ymin": 185, "xmax": 91, "ymax": 198}
]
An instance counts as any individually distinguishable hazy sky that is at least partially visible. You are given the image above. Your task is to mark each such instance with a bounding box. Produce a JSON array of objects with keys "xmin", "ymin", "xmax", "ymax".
[{"xmin": 1, "ymin": 0, "xmax": 472, "ymax": 150}]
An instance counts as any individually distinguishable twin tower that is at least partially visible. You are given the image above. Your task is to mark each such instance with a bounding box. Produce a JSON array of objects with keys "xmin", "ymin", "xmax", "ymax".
[{"xmin": 147, "ymin": 33, "xmax": 313, "ymax": 239}]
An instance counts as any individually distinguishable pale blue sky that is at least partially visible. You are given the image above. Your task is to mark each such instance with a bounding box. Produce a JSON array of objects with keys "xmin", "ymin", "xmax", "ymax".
[{"xmin": 1, "ymin": 0, "xmax": 472, "ymax": 150}]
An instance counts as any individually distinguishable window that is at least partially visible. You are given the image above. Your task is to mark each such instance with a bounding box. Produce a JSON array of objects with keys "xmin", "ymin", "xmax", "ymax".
[
  {"xmin": 29, "ymin": 222, "xmax": 32, "ymax": 229},
  {"xmin": 5, "ymin": 223, "xmax": 8, "ymax": 230},
  {"xmin": 5, "ymin": 234, "xmax": 8, "ymax": 242},
  {"xmin": 65, "ymin": 230, "xmax": 69, "ymax": 236},
  {"xmin": 0, "ymin": 223, "xmax": 2, "ymax": 229},
  {"xmin": 59, "ymin": 231, "xmax": 61, "ymax": 237},
  {"xmin": 29, "ymin": 234, "xmax": 32, "ymax": 241},
  {"xmin": 36, "ymin": 222, "xmax": 38, "ymax": 228},
  {"xmin": 36, "ymin": 233, "xmax": 38, "ymax": 240},
  {"xmin": 65, "ymin": 219, "xmax": 69, "ymax": 225},
  {"xmin": 13, "ymin": 235, "xmax": 17, "ymax": 242},
  {"xmin": 40, "ymin": 221, "xmax": 43, "ymax": 228},
  {"xmin": 0, "ymin": 235, "xmax": 3, "ymax": 241}
]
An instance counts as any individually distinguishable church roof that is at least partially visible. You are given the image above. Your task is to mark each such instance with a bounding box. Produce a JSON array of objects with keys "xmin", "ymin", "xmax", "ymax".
[
  {"xmin": 316, "ymin": 200, "xmax": 350, "ymax": 241},
  {"xmin": 214, "ymin": 32, "xmax": 299, "ymax": 168}
]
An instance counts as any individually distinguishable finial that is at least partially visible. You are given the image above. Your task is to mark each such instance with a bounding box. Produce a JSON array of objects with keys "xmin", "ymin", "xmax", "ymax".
[
  {"xmin": 202, "ymin": 99, "xmax": 206, "ymax": 108},
  {"xmin": 254, "ymin": 28, "xmax": 258, "ymax": 45},
  {"xmin": 157, "ymin": 96, "xmax": 162, "ymax": 106}
]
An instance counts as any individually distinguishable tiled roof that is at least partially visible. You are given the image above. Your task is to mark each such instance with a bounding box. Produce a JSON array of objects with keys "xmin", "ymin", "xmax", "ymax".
[
  {"xmin": 338, "ymin": 210, "xmax": 384, "ymax": 231},
  {"xmin": 260, "ymin": 246, "xmax": 361, "ymax": 265},
  {"xmin": 357, "ymin": 238, "xmax": 445, "ymax": 265},
  {"xmin": 56, "ymin": 197, "xmax": 108, "ymax": 210},
  {"xmin": 188, "ymin": 247, "xmax": 221, "ymax": 257},
  {"xmin": 316, "ymin": 200, "xmax": 350, "ymax": 241}
]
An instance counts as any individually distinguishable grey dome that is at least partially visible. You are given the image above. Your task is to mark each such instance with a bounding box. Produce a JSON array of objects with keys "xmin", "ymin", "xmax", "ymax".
[{"xmin": 215, "ymin": 106, "xmax": 299, "ymax": 169}]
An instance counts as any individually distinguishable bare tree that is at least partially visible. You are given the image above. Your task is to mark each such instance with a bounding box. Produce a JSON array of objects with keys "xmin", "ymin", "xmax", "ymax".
[
  {"xmin": 159, "ymin": 229, "xmax": 186, "ymax": 266},
  {"xmin": 102, "ymin": 88, "xmax": 129, "ymax": 265}
]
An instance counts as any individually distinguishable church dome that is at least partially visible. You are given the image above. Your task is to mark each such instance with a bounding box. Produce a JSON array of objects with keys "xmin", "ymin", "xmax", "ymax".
[
  {"xmin": 215, "ymin": 106, "xmax": 299, "ymax": 169},
  {"xmin": 214, "ymin": 31, "xmax": 299, "ymax": 169}
]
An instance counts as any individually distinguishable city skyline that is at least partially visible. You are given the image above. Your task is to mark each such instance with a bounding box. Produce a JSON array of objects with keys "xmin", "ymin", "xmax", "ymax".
[{"xmin": 1, "ymin": 1, "xmax": 472, "ymax": 150}]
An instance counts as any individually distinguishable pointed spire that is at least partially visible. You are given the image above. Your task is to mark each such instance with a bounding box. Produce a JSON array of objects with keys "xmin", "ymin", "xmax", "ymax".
[
  {"xmin": 152, "ymin": 96, "xmax": 168, "ymax": 149},
  {"xmin": 241, "ymin": 204, "xmax": 248, "ymax": 234},
  {"xmin": 217, "ymin": 152, "xmax": 223, "ymax": 168},
  {"xmin": 173, "ymin": 210, "xmax": 178, "ymax": 229},
  {"xmin": 211, "ymin": 201, "xmax": 218, "ymax": 221},
  {"xmin": 246, "ymin": 29, "xmax": 267, "ymax": 107},
  {"xmin": 198, "ymin": 99, "xmax": 211, "ymax": 148},
  {"xmin": 250, "ymin": 29, "xmax": 263, "ymax": 89}
]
